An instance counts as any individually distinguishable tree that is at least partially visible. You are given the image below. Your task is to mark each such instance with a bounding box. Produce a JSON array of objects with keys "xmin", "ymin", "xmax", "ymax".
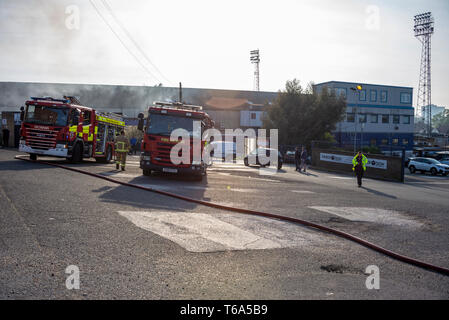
[
  {"xmin": 263, "ymin": 79, "xmax": 346, "ymax": 147},
  {"xmin": 432, "ymin": 109, "xmax": 449, "ymax": 134}
]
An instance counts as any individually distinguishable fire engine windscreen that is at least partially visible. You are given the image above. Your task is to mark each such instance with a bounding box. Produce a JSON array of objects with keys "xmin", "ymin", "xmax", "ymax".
[
  {"xmin": 147, "ymin": 114, "xmax": 201, "ymax": 137},
  {"xmin": 25, "ymin": 105, "xmax": 69, "ymax": 126}
]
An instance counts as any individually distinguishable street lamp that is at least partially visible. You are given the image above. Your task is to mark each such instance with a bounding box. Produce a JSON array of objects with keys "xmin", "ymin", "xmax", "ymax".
[{"xmin": 350, "ymin": 85, "xmax": 363, "ymax": 153}]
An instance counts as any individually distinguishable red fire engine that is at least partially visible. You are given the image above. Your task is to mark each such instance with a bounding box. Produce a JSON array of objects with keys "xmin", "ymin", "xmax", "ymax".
[
  {"xmin": 137, "ymin": 101, "xmax": 214, "ymax": 180},
  {"xmin": 19, "ymin": 96, "xmax": 125, "ymax": 162}
]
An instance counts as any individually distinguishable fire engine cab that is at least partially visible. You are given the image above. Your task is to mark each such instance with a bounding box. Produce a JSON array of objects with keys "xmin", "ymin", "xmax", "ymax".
[
  {"xmin": 19, "ymin": 96, "xmax": 125, "ymax": 162},
  {"xmin": 138, "ymin": 101, "xmax": 214, "ymax": 180}
]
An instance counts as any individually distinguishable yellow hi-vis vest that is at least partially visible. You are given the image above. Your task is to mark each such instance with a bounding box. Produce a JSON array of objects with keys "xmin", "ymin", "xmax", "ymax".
[
  {"xmin": 115, "ymin": 135, "xmax": 129, "ymax": 153},
  {"xmin": 352, "ymin": 154, "xmax": 368, "ymax": 171}
]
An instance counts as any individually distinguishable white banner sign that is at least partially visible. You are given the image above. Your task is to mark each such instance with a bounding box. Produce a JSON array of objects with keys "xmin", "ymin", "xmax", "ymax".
[{"xmin": 320, "ymin": 153, "xmax": 388, "ymax": 170}]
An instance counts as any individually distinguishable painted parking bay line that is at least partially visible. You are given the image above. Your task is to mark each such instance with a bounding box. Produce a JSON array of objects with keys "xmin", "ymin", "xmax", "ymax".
[
  {"xmin": 118, "ymin": 210, "xmax": 333, "ymax": 253},
  {"xmin": 309, "ymin": 206, "xmax": 423, "ymax": 228}
]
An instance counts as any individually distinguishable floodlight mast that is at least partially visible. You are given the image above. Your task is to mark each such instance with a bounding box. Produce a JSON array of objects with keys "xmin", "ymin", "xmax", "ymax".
[
  {"xmin": 250, "ymin": 49, "xmax": 260, "ymax": 91},
  {"xmin": 414, "ymin": 12, "xmax": 434, "ymax": 138}
]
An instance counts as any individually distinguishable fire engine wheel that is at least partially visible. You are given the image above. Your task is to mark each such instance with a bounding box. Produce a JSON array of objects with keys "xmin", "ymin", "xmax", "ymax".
[
  {"xmin": 30, "ymin": 154, "xmax": 37, "ymax": 161},
  {"xmin": 143, "ymin": 169, "xmax": 151, "ymax": 176}
]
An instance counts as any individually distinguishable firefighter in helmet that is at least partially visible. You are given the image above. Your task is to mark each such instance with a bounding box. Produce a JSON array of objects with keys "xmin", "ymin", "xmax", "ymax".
[
  {"xmin": 352, "ymin": 151, "xmax": 368, "ymax": 187},
  {"xmin": 114, "ymin": 130, "xmax": 130, "ymax": 171}
]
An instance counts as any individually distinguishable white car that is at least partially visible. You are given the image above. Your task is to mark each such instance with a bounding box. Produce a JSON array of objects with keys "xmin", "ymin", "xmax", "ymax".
[
  {"xmin": 408, "ymin": 157, "xmax": 449, "ymax": 176},
  {"xmin": 209, "ymin": 141, "xmax": 245, "ymax": 162}
]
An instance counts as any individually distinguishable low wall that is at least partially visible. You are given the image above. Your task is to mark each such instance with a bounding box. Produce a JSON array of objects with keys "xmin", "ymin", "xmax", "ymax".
[{"xmin": 311, "ymin": 148, "xmax": 404, "ymax": 182}]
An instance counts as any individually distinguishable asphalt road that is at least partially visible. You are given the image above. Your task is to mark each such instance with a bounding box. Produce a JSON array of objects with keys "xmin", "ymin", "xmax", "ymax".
[{"xmin": 1, "ymin": 148, "xmax": 449, "ymax": 299}]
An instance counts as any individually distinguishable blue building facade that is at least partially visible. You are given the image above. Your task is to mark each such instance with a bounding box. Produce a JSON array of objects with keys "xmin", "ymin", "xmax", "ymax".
[{"xmin": 314, "ymin": 81, "xmax": 414, "ymax": 155}]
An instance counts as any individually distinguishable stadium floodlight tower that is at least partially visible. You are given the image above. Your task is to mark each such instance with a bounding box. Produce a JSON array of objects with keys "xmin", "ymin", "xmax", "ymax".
[
  {"xmin": 414, "ymin": 12, "xmax": 435, "ymax": 137},
  {"xmin": 250, "ymin": 49, "xmax": 260, "ymax": 91}
]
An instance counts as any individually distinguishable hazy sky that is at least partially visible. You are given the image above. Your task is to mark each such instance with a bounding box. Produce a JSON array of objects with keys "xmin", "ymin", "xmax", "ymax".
[{"xmin": 0, "ymin": 0, "xmax": 448, "ymax": 108}]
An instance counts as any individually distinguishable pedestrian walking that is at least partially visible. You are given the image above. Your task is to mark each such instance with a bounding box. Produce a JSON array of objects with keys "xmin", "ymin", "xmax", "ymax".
[
  {"xmin": 294, "ymin": 147, "xmax": 301, "ymax": 172},
  {"xmin": 114, "ymin": 130, "xmax": 130, "ymax": 171},
  {"xmin": 352, "ymin": 151, "xmax": 368, "ymax": 187},
  {"xmin": 300, "ymin": 146, "xmax": 308, "ymax": 173}
]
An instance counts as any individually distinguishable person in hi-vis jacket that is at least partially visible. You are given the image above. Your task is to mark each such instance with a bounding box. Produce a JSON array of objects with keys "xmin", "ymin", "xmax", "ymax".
[
  {"xmin": 114, "ymin": 130, "xmax": 130, "ymax": 171},
  {"xmin": 352, "ymin": 151, "xmax": 368, "ymax": 187}
]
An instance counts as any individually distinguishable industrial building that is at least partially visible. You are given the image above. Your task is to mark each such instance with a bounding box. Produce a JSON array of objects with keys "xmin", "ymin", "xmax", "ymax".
[
  {"xmin": 314, "ymin": 81, "xmax": 415, "ymax": 155},
  {"xmin": 0, "ymin": 82, "xmax": 276, "ymax": 135}
]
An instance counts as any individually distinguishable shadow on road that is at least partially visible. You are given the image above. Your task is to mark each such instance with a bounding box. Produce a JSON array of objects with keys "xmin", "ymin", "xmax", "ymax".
[
  {"xmin": 94, "ymin": 174, "xmax": 208, "ymax": 211},
  {"xmin": 360, "ymin": 186, "xmax": 397, "ymax": 199}
]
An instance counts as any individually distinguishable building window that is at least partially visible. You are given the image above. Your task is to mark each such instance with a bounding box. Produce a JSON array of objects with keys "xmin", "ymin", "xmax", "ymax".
[
  {"xmin": 335, "ymin": 88, "xmax": 347, "ymax": 99},
  {"xmin": 370, "ymin": 90, "xmax": 377, "ymax": 102},
  {"xmin": 382, "ymin": 114, "xmax": 389, "ymax": 123},
  {"xmin": 359, "ymin": 113, "xmax": 367, "ymax": 123},
  {"xmin": 392, "ymin": 138, "xmax": 399, "ymax": 145},
  {"xmin": 370, "ymin": 139, "xmax": 377, "ymax": 146},
  {"xmin": 402, "ymin": 139, "xmax": 409, "ymax": 145},
  {"xmin": 346, "ymin": 113, "xmax": 355, "ymax": 122},
  {"xmin": 359, "ymin": 90, "xmax": 366, "ymax": 101},
  {"xmin": 250, "ymin": 113, "xmax": 257, "ymax": 120},
  {"xmin": 393, "ymin": 115, "xmax": 400, "ymax": 124},
  {"xmin": 381, "ymin": 138, "xmax": 388, "ymax": 145},
  {"xmin": 400, "ymin": 92, "xmax": 412, "ymax": 104},
  {"xmin": 380, "ymin": 90, "xmax": 388, "ymax": 103},
  {"xmin": 402, "ymin": 115, "xmax": 410, "ymax": 124},
  {"xmin": 370, "ymin": 114, "xmax": 378, "ymax": 123}
]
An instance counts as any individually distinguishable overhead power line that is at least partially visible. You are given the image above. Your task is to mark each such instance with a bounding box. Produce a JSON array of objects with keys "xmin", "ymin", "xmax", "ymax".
[
  {"xmin": 101, "ymin": 0, "xmax": 173, "ymax": 85},
  {"xmin": 89, "ymin": 0, "xmax": 162, "ymax": 84}
]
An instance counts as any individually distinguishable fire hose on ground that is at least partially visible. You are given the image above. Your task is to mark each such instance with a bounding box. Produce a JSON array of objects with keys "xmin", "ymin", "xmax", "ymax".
[{"xmin": 14, "ymin": 155, "xmax": 449, "ymax": 277}]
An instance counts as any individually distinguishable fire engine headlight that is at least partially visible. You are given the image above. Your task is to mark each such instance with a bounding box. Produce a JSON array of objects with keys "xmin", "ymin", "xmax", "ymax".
[
  {"xmin": 191, "ymin": 160, "xmax": 201, "ymax": 166},
  {"xmin": 142, "ymin": 155, "xmax": 151, "ymax": 161},
  {"xmin": 56, "ymin": 144, "xmax": 66, "ymax": 149}
]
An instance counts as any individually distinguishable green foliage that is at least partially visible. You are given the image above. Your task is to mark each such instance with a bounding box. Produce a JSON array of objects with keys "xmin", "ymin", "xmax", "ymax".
[
  {"xmin": 432, "ymin": 109, "xmax": 449, "ymax": 134},
  {"xmin": 263, "ymin": 79, "xmax": 346, "ymax": 148},
  {"xmin": 125, "ymin": 126, "xmax": 144, "ymax": 141}
]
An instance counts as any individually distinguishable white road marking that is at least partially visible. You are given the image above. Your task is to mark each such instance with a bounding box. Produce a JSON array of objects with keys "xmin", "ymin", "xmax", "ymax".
[
  {"xmin": 213, "ymin": 172, "xmax": 280, "ymax": 183},
  {"xmin": 118, "ymin": 210, "xmax": 332, "ymax": 252},
  {"xmin": 100, "ymin": 172, "xmax": 140, "ymax": 178},
  {"xmin": 309, "ymin": 206, "xmax": 423, "ymax": 228},
  {"xmin": 329, "ymin": 176, "xmax": 352, "ymax": 180},
  {"xmin": 291, "ymin": 190, "xmax": 316, "ymax": 194},
  {"xmin": 135, "ymin": 184, "xmax": 257, "ymax": 193}
]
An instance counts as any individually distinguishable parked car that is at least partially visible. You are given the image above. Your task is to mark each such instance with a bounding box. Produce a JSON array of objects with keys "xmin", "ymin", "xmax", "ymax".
[
  {"xmin": 209, "ymin": 141, "xmax": 244, "ymax": 162},
  {"xmin": 244, "ymin": 148, "xmax": 283, "ymax": 170},
  {"xmin": 283, "ymin": 150, "xmax": 296, "ymax": 163},
  {"xmin": 408, "ymin": 157, "xmax": 449, "ymax": 176},
  {"xmin": 405, "ymin": 157, "xmax": 415, "ymax": 167}
]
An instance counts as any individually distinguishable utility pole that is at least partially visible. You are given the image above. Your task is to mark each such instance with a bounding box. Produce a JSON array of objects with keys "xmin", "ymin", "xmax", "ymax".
[
  {"xmin": 350, "ymin": 85, "xmax": 363, "ymax": 153},
  {"xmin": 179, "ymin": 82, "xmax": 182, "ymax": 103}
]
